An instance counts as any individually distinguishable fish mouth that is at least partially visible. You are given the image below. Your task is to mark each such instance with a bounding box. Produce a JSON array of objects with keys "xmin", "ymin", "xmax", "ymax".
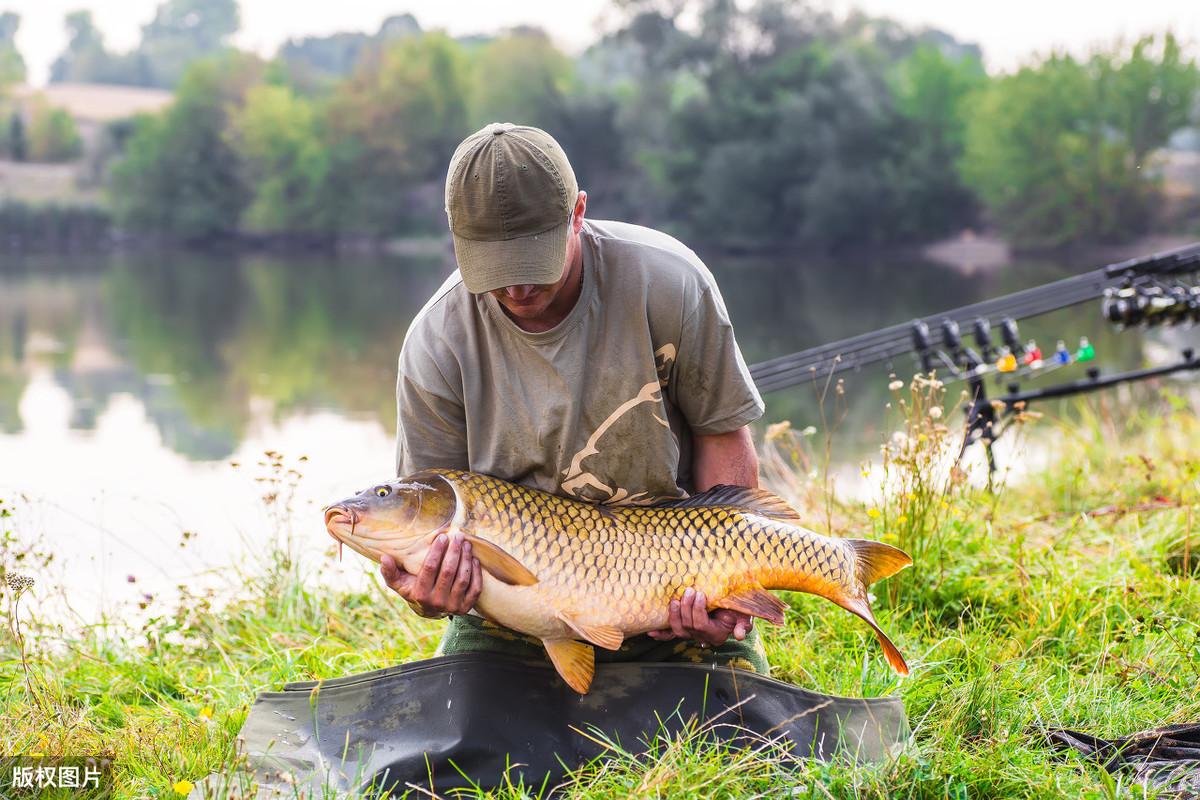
[{"xmin": 323, "ymin": 505, "xmax": 358, "ymax": 539}]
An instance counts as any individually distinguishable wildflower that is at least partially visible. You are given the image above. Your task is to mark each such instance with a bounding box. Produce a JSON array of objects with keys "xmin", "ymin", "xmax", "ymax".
[
  {"xmin": 917, "ymin": 434, "xmax": 928, "ymax": 443},
  {"xmin": 888, "ymin": 379, "xmax": 904, "ymax": 391},
  {"xmin": 765, "ymin": 421, "xmax": 791, "ymax": 441},
  {"xmin": 198, "ymin": 706, "xmax": 213, "ymax": 721},
  {"xmin": 940, "ymin": 500, "xmax": 950, "ymax": 510},
  {"xmin": 173, "ymin": 780, "xmax": 194, "ymax": 795},
  {"xmin": 896, "ymin": 515, "xmax": 908, "ymax": 525},
  {"xmin": 905, "ymin": 492, "xmax": 916, "ymax": 501},
  {"xmin": 4, "ymin": 574, "xmax": 34, "ymax": 592},
  {"xmin": 867, "ymin": 508, "xmax": 881, "ymax": 519},
  {"xmin": 861, "ymin": 469, "xmax": 871, "ymax": 478}
]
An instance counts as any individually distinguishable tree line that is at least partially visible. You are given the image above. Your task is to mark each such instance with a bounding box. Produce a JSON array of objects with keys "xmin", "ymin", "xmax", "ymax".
[{"xmin": 5, "ymin": 0, "xmax": 1200, "ymax": 249}]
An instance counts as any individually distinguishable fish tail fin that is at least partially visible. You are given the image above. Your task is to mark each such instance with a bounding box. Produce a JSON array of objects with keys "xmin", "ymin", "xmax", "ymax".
[
  {"xmin": 836, "ymin": 539, "xmax": 913, "ymax": 676},
  {"xmin": 847, "ymin": 538, "xmax": 912, "ymax": 586},
  {"xmin": 838, "ymin": 596, "xmax": 911, "ymax": 677}
]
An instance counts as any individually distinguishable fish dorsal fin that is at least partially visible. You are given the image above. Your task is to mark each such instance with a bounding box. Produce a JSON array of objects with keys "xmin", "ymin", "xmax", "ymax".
[
  {"xmin": 543, "ymin": 639, "xmax": 595, "ymax": 694},
  {"xmin": 463, "ymin": 535, "xmax": 538, "ymax": 586},
  {"xmin": 657, "ymin": 485, "xmax": 803, "ymax": 523}
]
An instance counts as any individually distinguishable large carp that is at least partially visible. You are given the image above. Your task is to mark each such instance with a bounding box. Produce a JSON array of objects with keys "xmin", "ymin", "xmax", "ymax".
[{"xmin": 324, "ymin": 469, "xmax": 912, "ymax": 694}]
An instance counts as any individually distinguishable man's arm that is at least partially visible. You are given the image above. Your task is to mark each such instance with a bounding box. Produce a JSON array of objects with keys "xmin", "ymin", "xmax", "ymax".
[
  {"xmin": 692, "ymin": 425, "xmax": 759, "ymax": 492},
  {"xmin": 649, "ymin": 424, "xmax": 760, "ymax": 646}
]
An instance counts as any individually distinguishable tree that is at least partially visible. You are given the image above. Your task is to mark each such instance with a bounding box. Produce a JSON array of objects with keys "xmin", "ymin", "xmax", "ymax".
[
  {"xmin": 276, "ymin": 14, "xmax": 420, "ymax": 92},
  {"xmin": 229, "ymin": 84, "xmax": 328, "ymax": 232},
  {"xmin": 26, "ymin": 97, "xmax": 83, "ymax": 162},
  {"xmin": 321, "ymin": 33, "xmax": 470, "ymax": 234},
  {"xmin": 138, "ymin": 0, "xmax": 240, "ymax": 87},
  {"xmin": 49, "ymin": 11, "xmax": 145, "ymax": 85},
  {"xmin": 961, "ymin": 35, "xmax": 1200, "ymax": 246},
  {"xmin": 888, "ymin": 45, "xmax": 987, "ymax": 237},
  {"xmin": 595, "ymin": 0, "xmax": 987, "ymax": 246},
  {"xmin": 6, "ymin": 110, "xmax": 25, "ymax": 160},
  {"xmin": 110, "ymin": 54, "xmax": 262, "ymax": 239},
  {"xmin": 0, "ymin": 12, "xmax": 26, "ymax": 87},
  {"xmin": 467, "ymin": 29, "xmax": 574, "ymax": 130}
]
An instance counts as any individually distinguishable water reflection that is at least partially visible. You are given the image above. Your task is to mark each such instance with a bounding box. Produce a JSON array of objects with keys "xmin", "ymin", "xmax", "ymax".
[{"xmin": 2, "ymin": 251, "xmax": 451, "ymax": 459}]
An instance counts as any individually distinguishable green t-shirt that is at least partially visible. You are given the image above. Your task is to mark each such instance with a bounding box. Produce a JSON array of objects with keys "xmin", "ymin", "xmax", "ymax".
[{"xmin": 395, "ymin": 219, "xmax": 764, "ymax": 504}]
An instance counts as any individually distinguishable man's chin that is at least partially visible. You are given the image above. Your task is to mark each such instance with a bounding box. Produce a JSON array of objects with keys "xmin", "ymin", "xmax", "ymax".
[{"xmin": 500, "ymin": 300, "xmax": 551, "ymax": 319}]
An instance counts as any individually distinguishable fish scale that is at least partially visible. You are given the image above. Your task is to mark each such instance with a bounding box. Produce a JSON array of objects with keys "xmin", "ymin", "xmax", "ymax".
[{"xmin": 324, "ymin": 468, "xmax": 913, "ymax": 694}]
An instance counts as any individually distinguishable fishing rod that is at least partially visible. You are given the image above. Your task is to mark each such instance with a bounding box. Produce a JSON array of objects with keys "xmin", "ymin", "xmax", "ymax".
[{"xmin": 747, "ymin": 241, "xmax": 1200, "ymax": 475}]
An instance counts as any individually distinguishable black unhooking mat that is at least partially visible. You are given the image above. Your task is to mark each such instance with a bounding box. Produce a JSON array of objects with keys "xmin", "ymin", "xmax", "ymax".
[
  {"xmin": 194, "ymin": 653, "xmax": 910, "ymax": 797},
  {"xmin": 1047, "ymin": 724, "xmax": 1200, "ymax": 798}
]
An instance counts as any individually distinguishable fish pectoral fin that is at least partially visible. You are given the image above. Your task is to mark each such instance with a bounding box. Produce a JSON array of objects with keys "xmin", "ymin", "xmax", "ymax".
[
  {"xmin": 543, "ymin": 638, "xmax": 595, "ymax": 694},
  {"xmin": 555, "ymin": 611, "xmax": 624, "ymax": 651},
  {"xmin": 714, "ymin": 586, "xmax": 787, "ymax": 625},
  {"xmin": 463, "ymin": 535, "xmax": 538, "ymax": 586}
]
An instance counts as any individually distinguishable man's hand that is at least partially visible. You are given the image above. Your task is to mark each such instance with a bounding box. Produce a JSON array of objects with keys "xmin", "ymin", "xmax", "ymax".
[
  {"xmin": 380, "ymin": 533, "xmax": 482, "ymax": 617},
  {"xmin": 646, "ymin": 587, "xmax": 754, "ymax": 647}
]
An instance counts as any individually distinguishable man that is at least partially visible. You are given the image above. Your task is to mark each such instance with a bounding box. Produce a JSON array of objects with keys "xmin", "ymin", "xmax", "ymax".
[{"xmin": 385, "ymin": 122, "xmax": 768, "ymax": 673}]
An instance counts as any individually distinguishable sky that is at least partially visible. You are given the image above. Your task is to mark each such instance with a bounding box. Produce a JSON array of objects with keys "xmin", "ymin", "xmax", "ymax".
[{"xmin": 7, "ymin": 0, "xmax": 1200, "ymax": 86}]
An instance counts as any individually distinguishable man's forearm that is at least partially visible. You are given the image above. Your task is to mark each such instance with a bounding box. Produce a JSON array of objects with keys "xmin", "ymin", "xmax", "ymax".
[{"xmin": 692, "ymin": 425, "xmax": 759, "ymax": 491}]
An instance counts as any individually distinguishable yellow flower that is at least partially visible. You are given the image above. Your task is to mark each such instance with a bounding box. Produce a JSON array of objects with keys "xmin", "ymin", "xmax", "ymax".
[
  {"xmin": 905, "ymin": 492, "xmax": 916, "ymax": 501},
  {"xmin": 896, "ymin": 515, "xmax": 908, "ymax": 525},
  {"xmin": 198, "ymin": 706, "xmax": 213, "ymax": 720},
  {"xmin": 940, "ymin": 500, "xmax": 950, "ymax": 510},
  {"xmin": 173, "ymin": 780, "xmax": 194, "ymax": 795},
  {"xmin": 867, "ymin": 508, "xmax": 881, "ymax": 519}
]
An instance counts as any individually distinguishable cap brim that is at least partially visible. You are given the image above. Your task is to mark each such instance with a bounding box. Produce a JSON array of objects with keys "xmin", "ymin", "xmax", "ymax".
[{"xmin": 452, "ymin": 220, "xmax": 571, "ymax": 294}]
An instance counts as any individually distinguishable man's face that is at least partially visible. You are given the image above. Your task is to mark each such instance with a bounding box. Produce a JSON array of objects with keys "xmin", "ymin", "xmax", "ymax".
[
  {"xmin": 489, "ymin": 256, "xmax": 572, "ymax": 321},
  {"xmin": 488, "ymin": 198, "xmax": 584, "ymax": 323}
]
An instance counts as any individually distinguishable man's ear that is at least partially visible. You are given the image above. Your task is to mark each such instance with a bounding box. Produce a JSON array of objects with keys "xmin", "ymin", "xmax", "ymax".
[{"xmin": 572, "ymin": 191, "xmax": 588, "ymax": 232}]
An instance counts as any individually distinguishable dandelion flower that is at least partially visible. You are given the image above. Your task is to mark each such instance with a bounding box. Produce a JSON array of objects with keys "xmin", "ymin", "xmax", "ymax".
[
  {"xmin": 867, "ymin": 508, "xmax": 881, "ymax": 519},
  {"xmin": 897, "ymin": 515, "xmax": 908, "ymax": 525},
  {"xmin": 198, "ymin": 706, "xmax": 213, "ymax": 720},
  {"xmin": 173, "ymin": 780, "xmax": 194, "ymax": 795}
]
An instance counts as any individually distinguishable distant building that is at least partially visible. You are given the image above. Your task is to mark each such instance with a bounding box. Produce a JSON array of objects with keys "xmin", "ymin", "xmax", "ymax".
[
  {"xmin": 10, "ymin": 82, "xmax": 172, "ymax": 153},
  {"xmin": 1, "ymin": 82, "xmax": 172, "ymax": 205}
]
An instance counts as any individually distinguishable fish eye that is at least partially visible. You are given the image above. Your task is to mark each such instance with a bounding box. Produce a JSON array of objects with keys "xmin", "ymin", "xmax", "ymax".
[{"xmin": 374, "ymin": 485, "xmax": 390, "ymax": 498}]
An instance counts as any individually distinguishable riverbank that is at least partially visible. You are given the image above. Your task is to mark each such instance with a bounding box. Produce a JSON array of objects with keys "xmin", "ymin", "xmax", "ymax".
[{"xmin": 1, "ymin": 383, "xmax": 1197, "ymax": 797}]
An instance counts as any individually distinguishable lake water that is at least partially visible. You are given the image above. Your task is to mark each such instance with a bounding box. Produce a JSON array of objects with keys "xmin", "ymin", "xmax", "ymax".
[{"xmin": 3, "ymin": 241, "xmax": 1196, "ymax": 622}]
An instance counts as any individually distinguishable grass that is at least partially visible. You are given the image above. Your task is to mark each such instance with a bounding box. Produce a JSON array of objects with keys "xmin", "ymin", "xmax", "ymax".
[{"xmin": 2, "ymin": 383, "xmax": 1199, "ymax": 798}]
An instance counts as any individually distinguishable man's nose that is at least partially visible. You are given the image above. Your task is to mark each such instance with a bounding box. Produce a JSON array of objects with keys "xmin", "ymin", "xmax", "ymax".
[{"xmin": 503, "ymin": 285, "xmax": 539, "ymax": 301}]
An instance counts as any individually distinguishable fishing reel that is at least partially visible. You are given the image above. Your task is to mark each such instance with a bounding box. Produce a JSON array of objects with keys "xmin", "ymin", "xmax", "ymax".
[{"xmin": 1102, "ymin": 283, "xmax": 1200, "ymax": 328}]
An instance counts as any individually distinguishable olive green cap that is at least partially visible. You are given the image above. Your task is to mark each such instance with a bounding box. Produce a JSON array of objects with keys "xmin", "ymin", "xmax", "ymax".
[{"xmin": 444, "ymin": 123, "xmax": 578, "ymax": 294}]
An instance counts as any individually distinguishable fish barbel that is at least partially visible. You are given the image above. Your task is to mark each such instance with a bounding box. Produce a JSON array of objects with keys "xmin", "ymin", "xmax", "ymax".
[{"xmin": 324, "ymin": 469, "xmax": 912, "ymax": 694}]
